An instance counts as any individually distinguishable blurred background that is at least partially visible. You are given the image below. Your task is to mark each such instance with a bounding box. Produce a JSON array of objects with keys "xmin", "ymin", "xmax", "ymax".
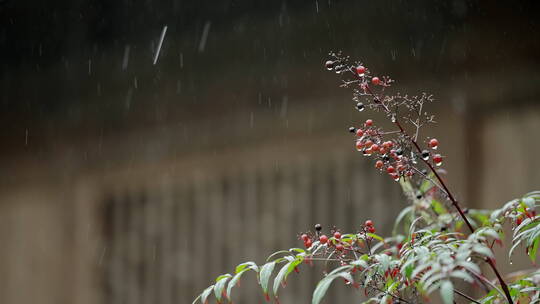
[{"xmin": 1, "ymin": 0, "xmax": 539, "ymax": 303}]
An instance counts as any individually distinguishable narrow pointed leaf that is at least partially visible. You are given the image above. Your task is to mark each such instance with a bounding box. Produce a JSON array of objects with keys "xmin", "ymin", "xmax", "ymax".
[
  {"xmin": 214, "ymin": 274, "xmax": 232, "ymax": 301},
  {"xmin": 199, "ymin": 285, "xmax": 214, "ymax": 304},
  {"xmin": 440, "ymin": 280, "xmax": 454, "ymax": 304},
  {"xmin": 273, "ymin": 260, "xmax": 294, "ymax": 296},
  {"xmin": 259, "ymin": 261, "xmax": 276, "ymax": 295}
]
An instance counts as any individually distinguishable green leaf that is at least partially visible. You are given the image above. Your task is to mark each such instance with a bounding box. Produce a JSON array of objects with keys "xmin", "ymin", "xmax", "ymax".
[
  {"xmin": 227, "ymin": 265, "xmax": 258, "ymax": 300},
  {"xmin": 214, "ymin": 274, "xmax": 232, "ymax": 301},
  {"xmin": 367, "ymin": 233, "xmax": 385, "ymax": 243},
  {"xmin": 440, "ymin": 280, "xmax": 454, "ymax": 304},
  {"xmin": 450, "ymin": 270, "xmax": 474, "ymax": 283},
  {"xmin": 272, "ymin": 257, "xmax": 304, "ymax": 297},
  {"xmin": 529, "ymin": 237, "xmax": 539, "ymax": 263},
  {"xmin": 266, "ymin": 250, "xmax": 291, "ymax": 262},
  {"xmin": 235, "ymin": 261, "xmax": 258, "ymax": 274},
  {"xmin": 259, "ymin": 262, "xmax": 276, "ymax": 295},
  {"xmin": 431, "ymin": 199, "xmax": 448, "ymax": 215},
  {"xmin": 194, "ymin": 285, "xmax": 214, "ymax": 304},
  {"xmin": 312, "ymin": 272, "xmax": 352, "ymax": 304},
  {"xmin": 393, "ymin": 206, "xmax": 413, "ymax": 234},
  {"xmin": 473, "ymin": 245, "xmax": 494, "ymax": 258},
  {"xmin": 509, "ymin": 239, "xmax": 523, "ymax": 258},
  {"xmin": 404, "ymin": 264, "xmax": 414, "ymax": 279}
]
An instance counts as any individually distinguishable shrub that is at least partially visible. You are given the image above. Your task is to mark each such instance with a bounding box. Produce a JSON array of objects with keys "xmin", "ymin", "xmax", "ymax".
[{"xmin": 193, "ymin": 52, "xmax": 539, "ymax": 304}]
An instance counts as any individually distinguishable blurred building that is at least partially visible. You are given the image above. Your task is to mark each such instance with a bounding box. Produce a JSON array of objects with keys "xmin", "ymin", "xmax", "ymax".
[{"xmin": 0, "ymin": 1, "xmax": 539, "ymax": 303}]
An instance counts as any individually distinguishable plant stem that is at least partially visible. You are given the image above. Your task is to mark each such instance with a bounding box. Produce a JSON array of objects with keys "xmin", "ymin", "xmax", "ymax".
[{"xmin": 454, "ymin": 289, "xmax": 481, "ymax": 304}]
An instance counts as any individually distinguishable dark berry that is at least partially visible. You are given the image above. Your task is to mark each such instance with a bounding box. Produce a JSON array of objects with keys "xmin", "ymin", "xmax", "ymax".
[
  {"xmin": 356, "ymin": 102, "xmax": 365, "ymax": 111},
  {"xmin": 325, "ymin": 60, "xmax": 334, "ymax": 70},
  {"xmin": 349, "ymin": 126, "xmax": 356, "ymax": 133},
  {"xmin": 315, "ymin": 223, "xmax": 322, "ymax": 231},
  {"xmin": 396, "ymin": 148, "xmax": 403, "ymax": 156},
  {"xmin": 421, "ymin": 150, "xmax": 430, "ymax": 160}
]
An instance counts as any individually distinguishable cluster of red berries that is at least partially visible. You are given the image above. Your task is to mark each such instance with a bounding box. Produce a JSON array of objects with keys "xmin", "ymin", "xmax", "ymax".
[
  {"xmin": 350, "ymin": 121, "xmax": 446, "ymax": 179},
  {"xmin": 299, "ymin": 221, "xmax": 377, "ymax": 252},
  {"xmin": 364, "ymin": 219, "xmax": 376, "ymax": 233},
  {"xmin": 350, "ymin": 120, "xmax": 415, "ymax": 181}
]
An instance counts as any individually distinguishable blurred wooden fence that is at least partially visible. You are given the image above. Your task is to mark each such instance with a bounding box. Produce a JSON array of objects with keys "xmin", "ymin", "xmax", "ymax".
[{"xmin": 99, "ymin": 152, "xmax": 403, "ymax": 304}]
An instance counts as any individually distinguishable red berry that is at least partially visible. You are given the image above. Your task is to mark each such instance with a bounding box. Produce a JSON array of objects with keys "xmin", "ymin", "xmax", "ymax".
[
  {"xmin": 386, "ymin": 166, "xmax": 395, "ymax": 174},
  {"xmin": 356, "ymin": 129, "xmax": 364, "ymax": 137},
  {"xmin": 301, "ymin": 234, "xmax": 309, "ymax": 241},
  {"xmin": 429, "ymin": 138, "xmax": 439, "ymax": 149},
  {"xmin": 371, "ymin": 144, "xmax": 379, "ymax": 152},
  {"xmin": 319, "ymin": 235, "xmax": 329, "ymax": 244},
  {"xmin": 364, "ymin": 140, "xmax": 373, "ymax": 148},
  {"xmin": 334, "ymin": 231, "xmax": 342, "ymax": 239},
  {"xmin": 356, "ymin": 65, "xmax": 366, "ymax": 75},
  {"xmin": 355, "ymin": 140, "xmax": 363, "ymax": 150},
  {"xmin": 371, "ymin": 77, "xmax": 380, "ymax": 85},
  {"xmin": 365, "ymin": 220, "xmax": 373, "ymax": 227},
  {"xmin": 335, "ymin": 244, "xmax": 344, "ymax": 251},
  {"xmin": 433, "ymin": 154, "xmax": 443, "ymax": 164},
  {"xmin": 397, "ymin": 164, "xmax": 405, "ymax": 172},
  {"xmin": 304, "ymin": 239, "xmax": 313, "ymax": 248},
  {"xmin": 379, "ymin": 147, "xmax": 387, "ymax": 154},
  {"xmin": 517, "ymin": 216, "xmax": 523, "ymax": 226},
  {"xmin": 368, "ymin": 226, "xmax": 376, "ymax": 233},
  {"xmin": 365, "ymin": 119, "xmax": 373, "ymax": 126},
  {"xmin": 375, "ymin": 160, "xmax": 384, "ymax": 169}
]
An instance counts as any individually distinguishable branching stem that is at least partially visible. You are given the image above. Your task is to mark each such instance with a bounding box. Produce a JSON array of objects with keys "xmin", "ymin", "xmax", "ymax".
[{"xmin": 354, "ymin": 73, "xmax": 514, "ymax": 304}]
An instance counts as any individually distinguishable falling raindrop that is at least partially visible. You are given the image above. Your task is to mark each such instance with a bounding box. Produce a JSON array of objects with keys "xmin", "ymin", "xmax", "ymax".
[{"xmin": 122, "ymin": 45, "xmax": 130, "ymax": 70}]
